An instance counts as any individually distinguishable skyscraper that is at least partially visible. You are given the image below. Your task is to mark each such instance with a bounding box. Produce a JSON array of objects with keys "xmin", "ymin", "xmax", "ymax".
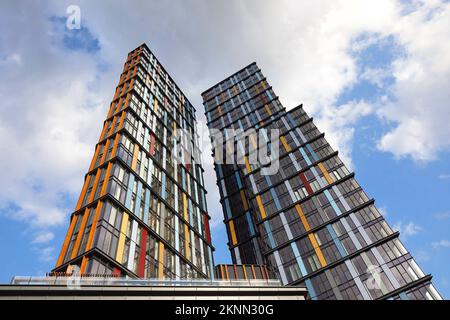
[
  {"xmin": 54, "ymin": 44, "xmax": 214, "ymax": 280},
  {"xmin": 202, "ymin": 63, "xmax": 442, "ymax": 300}
]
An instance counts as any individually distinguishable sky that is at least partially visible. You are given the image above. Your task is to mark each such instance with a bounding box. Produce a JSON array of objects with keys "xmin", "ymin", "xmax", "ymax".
[{"xmin": 0, "ymin": 0, "xmax": 449, "ymax": 298}]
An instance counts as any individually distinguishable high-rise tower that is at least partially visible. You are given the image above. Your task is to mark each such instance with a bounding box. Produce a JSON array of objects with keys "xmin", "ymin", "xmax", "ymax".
[
  {"xmin": 202, "ymin": 63, "xmax": 442, "ymax": 300},
  {"xmin": 54, "ymin": 44, "xmax": 214, "ymax": 280}
]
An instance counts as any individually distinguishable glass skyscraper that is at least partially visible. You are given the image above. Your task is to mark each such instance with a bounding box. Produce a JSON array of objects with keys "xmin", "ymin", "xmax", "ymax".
[
  {"xmin": 54, "ymin": 44, "xmax": 214, "ymax": 280},
  {"xmin": 202, "ymin": 63, "xmax": 442, "ymax": 300}
]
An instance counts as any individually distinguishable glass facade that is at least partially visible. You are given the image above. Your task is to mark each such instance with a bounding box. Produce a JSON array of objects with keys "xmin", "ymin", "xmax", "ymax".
[
  {"xmin": 202, "ymin": 63, "xmax": 442, "ymax": 300},
  {"xmin": 54, "ymin": 44, "xmax": 214, "ymax": 280}
]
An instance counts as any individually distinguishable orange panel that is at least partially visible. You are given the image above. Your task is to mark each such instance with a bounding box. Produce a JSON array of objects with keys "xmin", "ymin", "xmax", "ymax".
[
  {"xmin": 308, "ymin": 233, "xmax": 327, "ymax": 268},
  {"xmin": 131, "ymin": 144, "xmax": 139, "ymax": 171},
  {"xmin": 107, "ymin": 116, "xmax": 117, "ymax": 137},
  {"xmin": 88, "ymin": 145, "xmax": 100, "ymax": 172},
  {"xmin": 83, "ymin": 201, "xmax": 103, "ymax": 254},
  {"xmin": 99, "ymin": 139, "xmax": 111, "ymax": 165},
  {"xmin": 295, "ymin": 204, "xmax": 311, "ymax": 231},
  {"xmin": 87, "ymin": 169, "xmax": 101, "ymax": 203},
  {"xmin": 240, "ymin": 190, "xmax": 248, "ymax": 211},
  {"xmin": 110, "ymin": 133, "xmax": 121, "ymax": 159},
  {"xmin": 55, "ymin": 214, "xmax": 78, "ymax": 267},
  {"xmin": 251, "ymin": 265, "xmax": 256, "ymax": 279},
  {"xmin": 242, "ymin": 265, "xmax": 248, "ymax": 280},
  {"xmin": 70, "ymin": 208, "xmax": 89, "ymax": 260},
  {"xmin": 100, "ymin": 162, "xmax": 112, "ymax": 197},
  {"xmin": 75, "ymin": 175, "xmax": 91, "ymax": 211}
]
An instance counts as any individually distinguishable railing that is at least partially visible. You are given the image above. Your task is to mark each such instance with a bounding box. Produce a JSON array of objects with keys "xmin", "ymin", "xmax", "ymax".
[{"xmin": 10, "ymin": 276, "xmax": 281, "ymax": 288}]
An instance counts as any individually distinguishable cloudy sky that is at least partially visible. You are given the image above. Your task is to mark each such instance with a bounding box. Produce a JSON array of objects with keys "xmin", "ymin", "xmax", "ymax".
[{"xmin": 0, "ymin": 0, "xmax": 449, "ymax": 297}]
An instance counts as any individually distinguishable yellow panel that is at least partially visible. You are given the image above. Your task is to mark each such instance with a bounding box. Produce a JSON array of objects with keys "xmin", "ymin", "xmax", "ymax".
[
  {"xmin": 116, "ymin": 212, "xmax": 129, "ymax": 263},
  {"xmin": 318, "ymin": 162, "xmax": 334, "ymax": 184},
  {"xmin": 183, "ymin": 193, "xmax": 188, "ymax": 221},
  {"xmin": 250, "ymin": 135, "xmax": 257, "ymax": 149},
  {"xmin": 229, "ymin": 220, "xmax": 237, "ymax": 245},
  {"xmin": 244, "ymin": 157, "xmax": 252, "ymax": 174},
  {"xmin": 264, "ymin": 104, "xmax": 272, "ymax": 116},
  {"xmin": 308, "ymin": 233, "xmax": 327, "ymax": 267},
  {"xmin": 280, "ymin": 135, "xmax": 291, "ymax": 152},
  {"xmin": 261, "ymin": 81, "xmax": 266, "ymax": 89},
  {"xmin": 184, "ymin": 224, "xmax": 190, "ymax": 261},
  {"xmin": 256, "ymin": 195, "xmax": 267, "ymax": 219},
  {"xmin": 295, "ymin": 204, "xmax": 311, "ymax": 231},
  {"xmin": 240, "ymin": 190, "xmax": 248, "ymax": 211},
  {"xmin": 131, "ymin": 144, "xmax": 139, "ymax": 171},
  {"xmin": 158, "ymin": 241, "xmax": 165, "ymax": 279}
]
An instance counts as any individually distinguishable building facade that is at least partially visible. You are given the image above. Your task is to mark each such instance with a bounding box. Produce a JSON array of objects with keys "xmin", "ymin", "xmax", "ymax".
[
  {"xmin": 202, "ymin": 63, "xmax": 442, "ymax": 300},
  {"xmin": 214, "ymin": 264, "xmax": 271, "ymax": 281},
  {"xmin": 54, "ymin": 44, "xmax": 214, "ymax": 280}
]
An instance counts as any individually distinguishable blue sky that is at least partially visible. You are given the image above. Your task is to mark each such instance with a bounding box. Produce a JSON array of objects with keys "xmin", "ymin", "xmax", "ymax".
[{"xmin": 0, "ymin": 0, "xmax": 449, "ymax": 298}]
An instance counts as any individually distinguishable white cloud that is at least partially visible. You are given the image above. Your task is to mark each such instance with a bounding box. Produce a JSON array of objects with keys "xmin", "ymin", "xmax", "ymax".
[
  {"xmin": 360, "ymin": 67, "xmax": 392, "ymax": 88},
  {"xmin": 393, "ymin": 221, "xmax": 423, "ymax": 239},
  {"xmin": 376, "ymin": 0, "xmax": 450, "ymax": 162},
  {"xmin": 33, "ymin": 246, "xmax": 56, "ymax": 263},
  {"xmin": 435, "ymin": 212, "xmax": 450, "ymax": 220},
  {"xmin": 432, "ymin": 240, "xmax": 450, "ymax": 249},
  {"xmin": 438, "ymin": 174, "xmax": 450, "ymax": 180},
  {"xmin": 32, "ymin": 231, "xmax": 55, "ymax": 244}
]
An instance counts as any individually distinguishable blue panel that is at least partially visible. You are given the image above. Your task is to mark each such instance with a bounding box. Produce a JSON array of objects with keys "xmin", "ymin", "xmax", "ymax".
[
  {"xmin": 144, "ymin": 128, "xmax": 150, "ymax": 150},
  {"xmin": 240, "ymin": 105, "xmax": 247, "ymax": 116},
  {"xmin": 235, "ymin": 172, "xmax": 243, "ymax": 189},
  {"xmin": 224, "ymin": 199, "xmax": 232, "ymax": 219},
  {"xmin": 324, "ymin": 189, "xmax": 342, "ymax": 215},
  {"xmin": 326, "ymin": 225, "xmax": 346, "ymax": 257},
  {"xmin": 134, "ymin": 181, "xmax": 143, "ymax": 218},
  {"xmin": 299, "ymin": 147, "xmax": 312, "ymax": 165},
  {"xmin": 270, "ymin": 188, "xmax": 282, "ymax": 211},
  {"xmin": 305, "ymin": 279, "xmax": 317, "ymax": 300},
  {"xmin": 264, "ymin": 221, "xmax": 276, "ymax": 248},
  {"xmin": 161, "ymin": 172, "xmax": 166, "ymax": 200},
  {"xmin": 399, "ymin": 292, "xmax": 409, "ymax": 300},
  {"xmin": 246, "ymin": 212, "xmax": 255, "ymax": 236},
  {"xmin": 181, "ymin": 168, "xmax": 186, "ymax": 190},
  {"xmin": 125, "ymin": 174, "xmax": 135, "ymax": 210},
  {"xmin": 306, "ymin": 144, "xmax": 319, "ymax": 162},
  {"xmin": 266, "ymin": 90, "xmax": 273, "ymax": 100},
  {"xmin": 287, "ymin": 112, "xmax": 296, "ymax": 127},
  {"xmin": 188, "ymin": 199, "xmax": 193, "ymax": 226},
  {"xmin": 175, "ymin": 217, "xmax": 179, "ymax": 251},
  {"xmin": 291, "ymin": 243, "xmax": 308, "ymax": 277},
  {"xmin": 264, "ymin": 175, "xmax": 272, "ymax": 187},
  {"xmin": 143, "ymin": 188, "xmax": 150, "ymax": 225}
]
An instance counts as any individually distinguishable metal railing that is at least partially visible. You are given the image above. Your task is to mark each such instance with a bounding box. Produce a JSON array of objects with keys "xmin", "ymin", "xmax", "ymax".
[{"xmin": 10, "ymin": 276, "xmax": 281, "ymax": 287}]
